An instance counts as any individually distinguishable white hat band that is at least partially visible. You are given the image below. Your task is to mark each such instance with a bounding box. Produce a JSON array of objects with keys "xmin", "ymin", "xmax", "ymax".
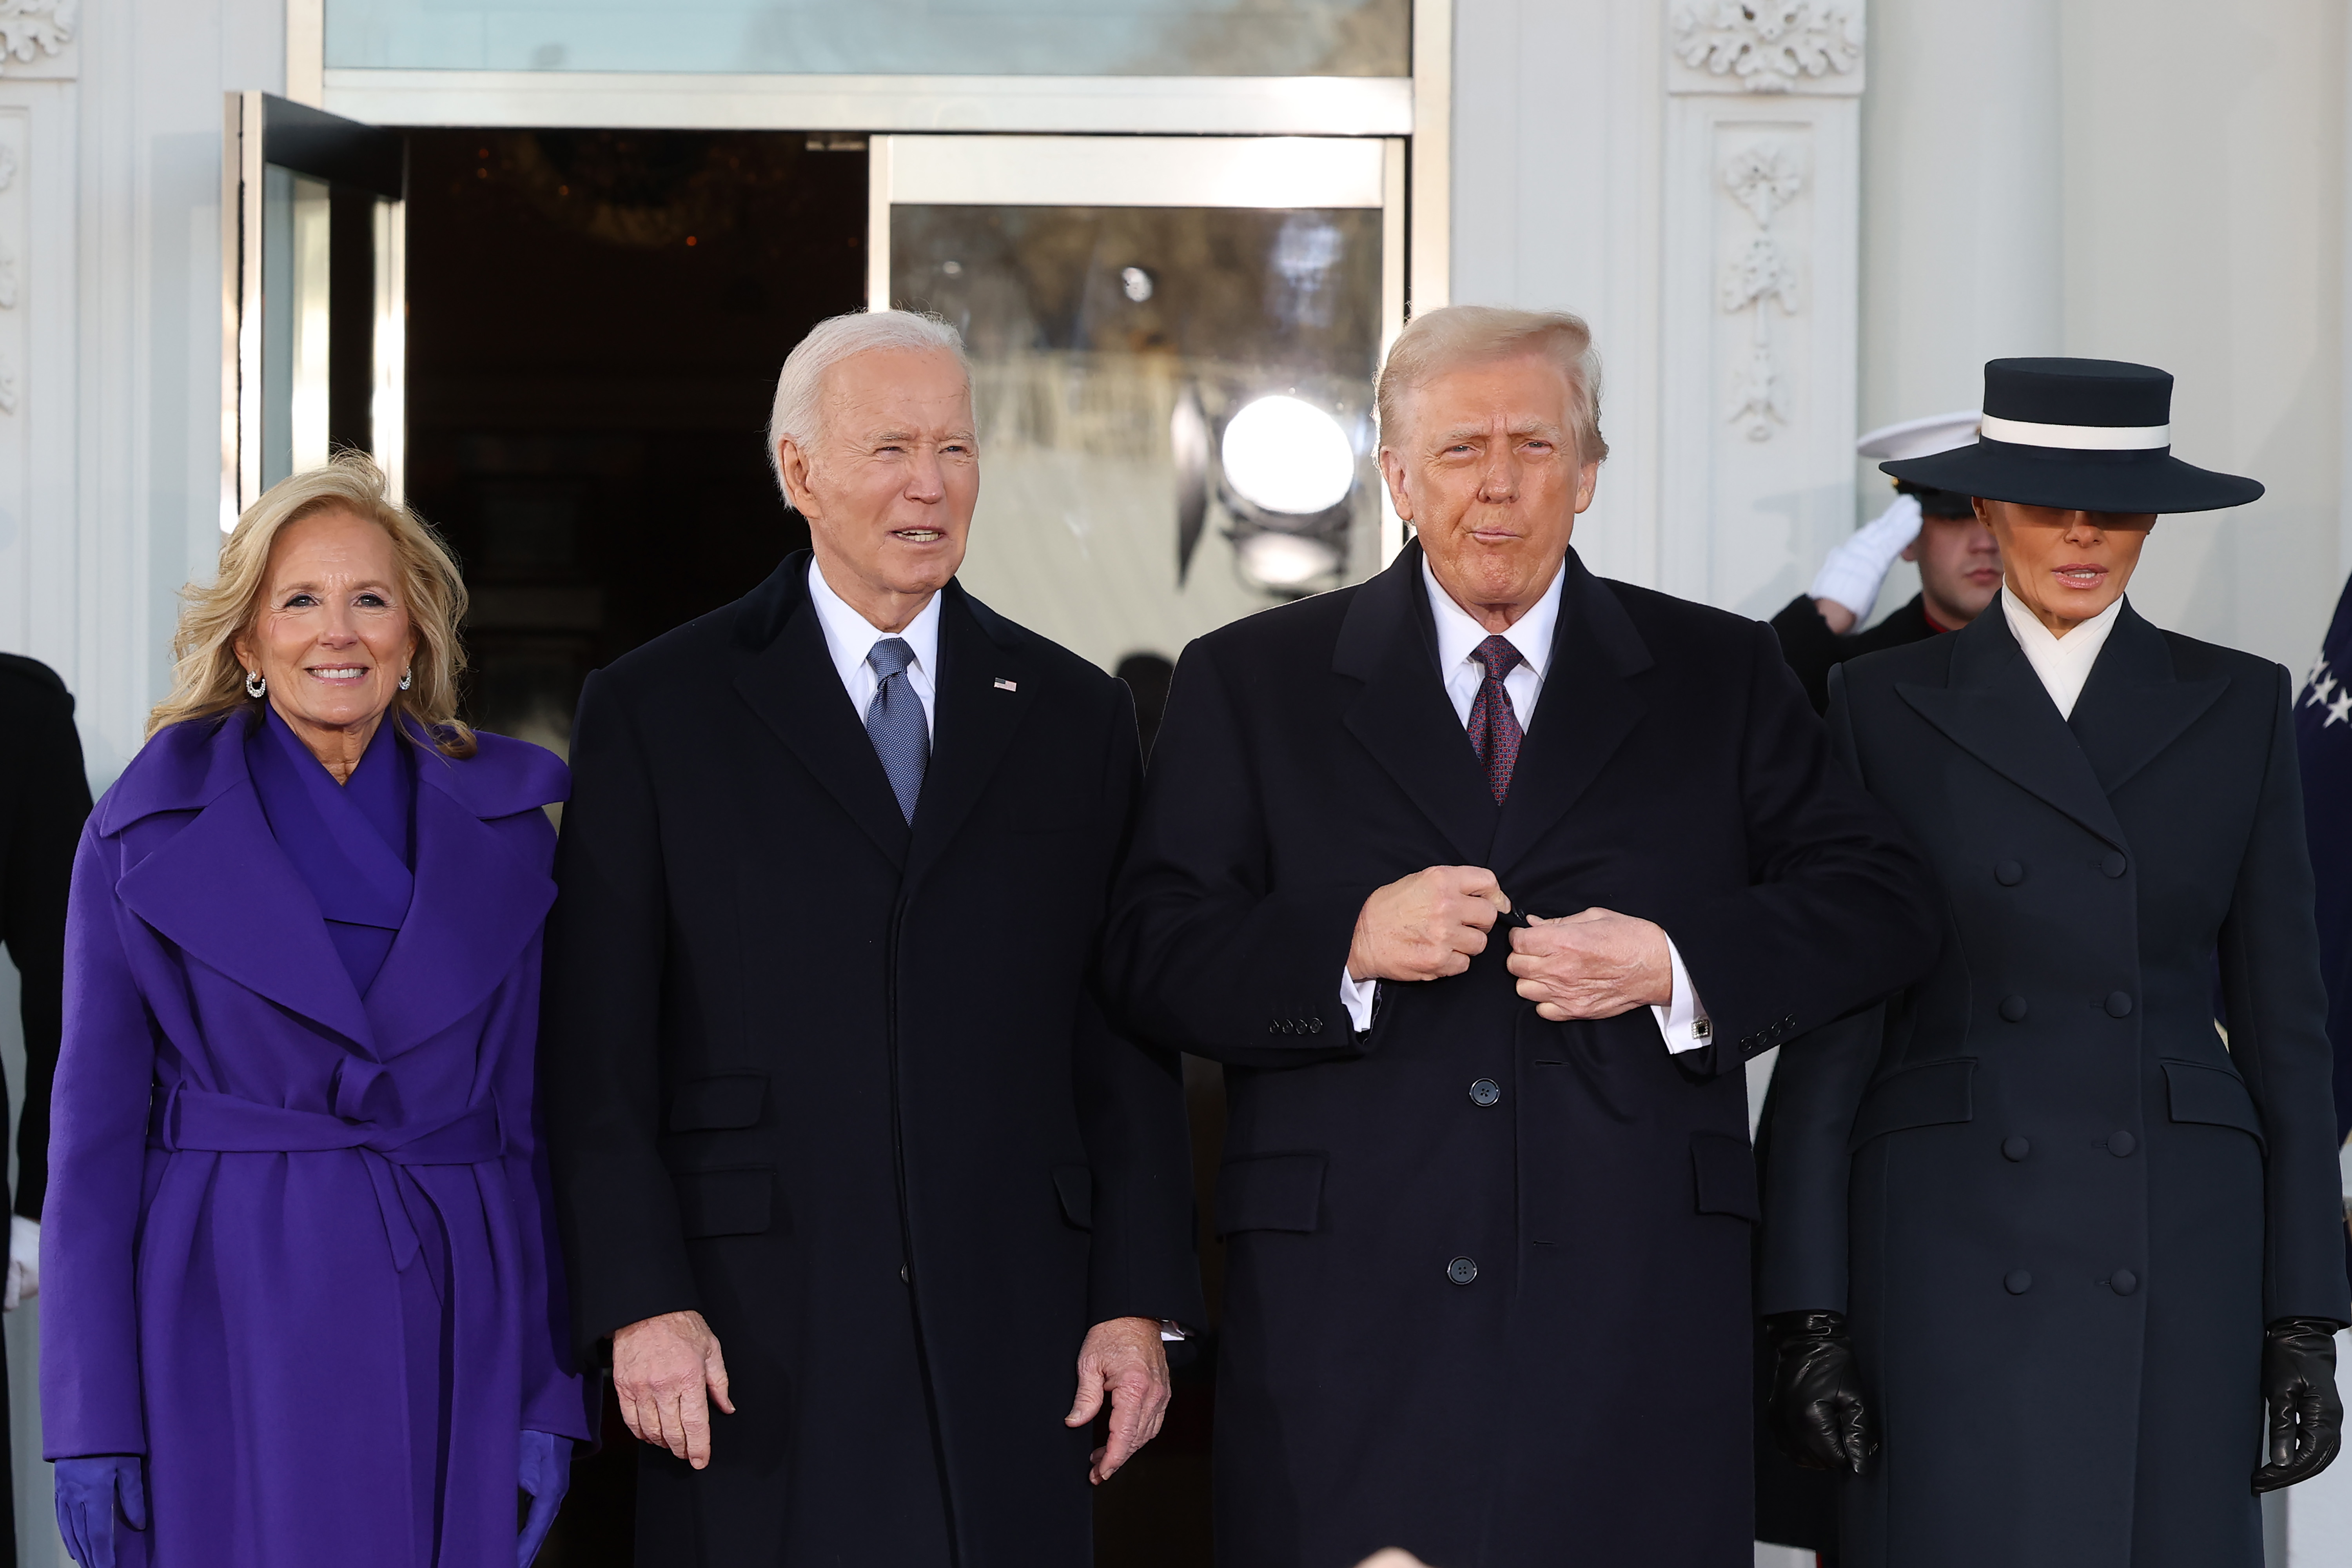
[{"xmin": 1978, "ymin": 414, "xmax": 2171, "ymax": 451}]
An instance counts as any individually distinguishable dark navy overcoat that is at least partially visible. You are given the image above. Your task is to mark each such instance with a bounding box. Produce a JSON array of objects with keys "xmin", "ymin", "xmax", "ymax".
[
  {"xmin": 1760, "ymin": 600, "xmax": 2350, "ymax": 1568},
  {"xmin": 1105, "ymin": 543, "xmax": 1937, "ymax": 1568}
]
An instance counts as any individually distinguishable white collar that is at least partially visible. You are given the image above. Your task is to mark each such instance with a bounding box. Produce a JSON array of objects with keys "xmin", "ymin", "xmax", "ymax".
[
  {"xmin": 2000, "ymin": 584, "xmax": 2125, "ymax": 721},
  {"xmin": 1421, "ymin": 553, "xmax": 1564, "ymax": 683},
  {"xmin": 806, "ymin": 557, "xmax": 942, "ymax": 693}
]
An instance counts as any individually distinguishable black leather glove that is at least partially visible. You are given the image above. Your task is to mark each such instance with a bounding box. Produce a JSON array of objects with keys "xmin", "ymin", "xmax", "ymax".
[
  {"xmin": 2254, "ymin": 1316, "xmax": 2345, "ymax": 1493},
  {"xmin": 1764, "ymin": 1309, "xmax": 1875, "ymax": 1474}
]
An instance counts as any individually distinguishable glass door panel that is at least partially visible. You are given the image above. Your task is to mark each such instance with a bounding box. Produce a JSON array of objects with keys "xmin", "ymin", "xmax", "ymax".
[
  {"xmin": 224, "ymin": 93, "xmax": 407, "ymax": 524},
  {"xmin": 873, "ymin": 133, "xmax": 1402, "ymax": 675}
]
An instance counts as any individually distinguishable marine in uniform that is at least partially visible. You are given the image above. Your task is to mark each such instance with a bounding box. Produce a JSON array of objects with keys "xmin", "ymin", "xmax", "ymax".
[
  {"xmin": 1771, "ymin": 412, "xmax": 2000, "ymax": 713},
  {"xmin": 1759, "ymin": 358, "xmax": 2347, "ymax": 1568}
]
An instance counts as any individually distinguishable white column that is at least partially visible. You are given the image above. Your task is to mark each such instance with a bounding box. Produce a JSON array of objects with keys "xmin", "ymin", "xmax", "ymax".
[
  {"xmin": 1857, "ymin": 0, "xmax": 2061, "ymax": 432},
  {"xmin": 1658, "ymin": 1, "xmax": 1864, "ymax": 616}
]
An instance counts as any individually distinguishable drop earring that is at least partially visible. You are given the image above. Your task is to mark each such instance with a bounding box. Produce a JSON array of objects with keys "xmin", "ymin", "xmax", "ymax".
[
  {"xmin": 398, "ymin": 669, "xmax": 413, "ymax": 691},
  {"xmin": 244, "ymin": 670, "xmax": 266, "ymax": 699}
]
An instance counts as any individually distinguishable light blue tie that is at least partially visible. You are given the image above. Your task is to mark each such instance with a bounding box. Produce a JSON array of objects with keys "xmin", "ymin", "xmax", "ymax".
[{"xmin": 865, "ymin": 637, "xmax": 928, "ymax": 823}]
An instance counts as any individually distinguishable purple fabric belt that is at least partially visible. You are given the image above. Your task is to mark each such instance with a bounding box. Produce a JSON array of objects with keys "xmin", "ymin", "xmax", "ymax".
[{"xmin": 147, "ymin": 1082, "xmax": 507, "ymax": 1273}]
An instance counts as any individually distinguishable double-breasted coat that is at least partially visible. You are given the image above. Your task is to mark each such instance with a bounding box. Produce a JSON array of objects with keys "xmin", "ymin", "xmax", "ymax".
[
  {"xmin": 539, "ymin": 555, "xmax": 1201, "ymax": 1568},
  {"xmin": 43, "ymin": 712, "xmax": 590, "ymax": 1567},
  {"xmin": 1103, "ymin": 543, "xmax": 1937, "ymax": 1568},
  {"xmin": 1759, "ymin": 601, "xmax": 2350, "ymax": 1568}
]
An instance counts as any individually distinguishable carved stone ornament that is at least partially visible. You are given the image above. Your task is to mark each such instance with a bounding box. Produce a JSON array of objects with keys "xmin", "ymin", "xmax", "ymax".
[
  {"xmin": 0, "ymin": 0, "xmax": 73, "ymax": 72},
  {"xmin": 1673, "ymin": 1, "xmax": 1862, "ymax": 93},
  {"xmin": 1720, "ymin": 140, "xmax": 1806, "ymax": 441}
]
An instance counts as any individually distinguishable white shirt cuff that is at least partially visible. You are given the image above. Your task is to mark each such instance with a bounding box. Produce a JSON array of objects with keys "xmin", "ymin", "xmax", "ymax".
[
  {"xmin": 1340, "ymin": 966, "xmax": 1379, "ymax": 1034},
  {"xmin": 1649, "ymin": 937, "xmax": 1713, "ymax": 1054}
]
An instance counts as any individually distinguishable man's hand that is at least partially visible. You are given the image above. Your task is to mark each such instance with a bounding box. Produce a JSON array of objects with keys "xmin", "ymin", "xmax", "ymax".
[
  {"xmin": 1065, "ymin": 1316, "xmax": 1172, "ymax": 1485},
  {"xmin": 1505, "ymin": 907, "xmax": 1673, "ymax": 1020},
  {"xmin": 1348, "ymin": 866, "xmax": 1510, "ymax": 984},
  {"xmin": 612, "ymin": 1309, "xmax": 735, "ymax": 1470}
]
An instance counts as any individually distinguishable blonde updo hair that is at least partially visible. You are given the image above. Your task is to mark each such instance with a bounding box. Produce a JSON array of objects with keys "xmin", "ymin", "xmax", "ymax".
[
  {"xmin": 1376, "ymin": 305, "xmax": 1610, "ymax": 465},
  {"xmin": 149, "ymin": 452, "xmax": 475, "ymax": 758}
]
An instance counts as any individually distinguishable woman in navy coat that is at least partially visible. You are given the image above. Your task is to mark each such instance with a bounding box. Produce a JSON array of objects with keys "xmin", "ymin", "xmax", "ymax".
[
  {"xmin": 44, "ymin": 454, "xmax": 588, "ymax": 1567},
  {"xmin": 1759, "ymin": 359, "xmax": 2348, "ymax": 1568}
]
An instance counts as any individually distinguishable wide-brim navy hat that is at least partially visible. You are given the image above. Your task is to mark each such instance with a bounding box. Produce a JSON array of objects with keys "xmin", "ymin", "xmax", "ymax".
[{"xmin": 1882, "ymin": 358, "xmax": 2263, "ymax": 514}]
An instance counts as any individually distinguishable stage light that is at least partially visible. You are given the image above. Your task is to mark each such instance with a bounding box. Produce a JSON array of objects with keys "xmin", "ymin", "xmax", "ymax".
[{"xmin": 1220, "ymin": 395, "xmax": 1355, "ymax": 516}]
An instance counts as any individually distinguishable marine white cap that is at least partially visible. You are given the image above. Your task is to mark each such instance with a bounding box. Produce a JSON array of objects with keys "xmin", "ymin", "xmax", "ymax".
[{"xmin": 1855, "ymin": 410, "xmax": 1981, "ymax": 462}]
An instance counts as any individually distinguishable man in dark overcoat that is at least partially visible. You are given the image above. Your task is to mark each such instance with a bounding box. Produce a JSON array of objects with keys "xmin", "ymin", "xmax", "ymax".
[
  {"xmin": 541, "ymin": 310, "xmax": 1202, "ymax": 1567},
  {"xmin": 1103, "ymin": 305, "xmax": 1939, "ymax": 1568},
  {"xmin": 1759, "ymin": 358, "xmax": 2350, "ymax": 1567},
  {"xmin": 0, "ymin": 652, "xmax": 90, "ymax": 1560}
]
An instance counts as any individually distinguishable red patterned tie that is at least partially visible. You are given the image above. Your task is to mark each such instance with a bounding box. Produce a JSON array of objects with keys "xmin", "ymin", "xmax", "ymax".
[{"xmin": 1467, "ymin": 635, "xmax": 1526, "ymax": 803}]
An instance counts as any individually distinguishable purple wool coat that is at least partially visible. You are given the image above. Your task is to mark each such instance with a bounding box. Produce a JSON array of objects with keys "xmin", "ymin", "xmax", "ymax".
[{"xmin": 42, "ymin": 711, "xmax": 590, "ymax": 1568}]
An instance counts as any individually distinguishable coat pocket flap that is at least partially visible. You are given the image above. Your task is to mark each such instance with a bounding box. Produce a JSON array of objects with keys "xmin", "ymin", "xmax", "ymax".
[
  {"xmin": 668, "ymin": 1074, "xmax": 768, "ymax": 1133},
  {"xmin": 674, "ymin": 1166, "xmax": 776, "ymax": 1238},
  {"xmin": 1215, "ymin": 1152, "xmax": 1327, "ymax": 1238},
  {"xmin": 1690, "ymin": 1131, "xmax": 1760, "ymax": 1222},
  {"xmin": 2163, "ymin": 1061, "xmax": 2265, "ymax": 1147},
  {"xmin": 1052, "ymin": 1165, "xmax": 1093, "ymax": 1230},
  {"xmin": 1847, "ymin": 1058, "xmax": 1976, "ymax": 1152}
]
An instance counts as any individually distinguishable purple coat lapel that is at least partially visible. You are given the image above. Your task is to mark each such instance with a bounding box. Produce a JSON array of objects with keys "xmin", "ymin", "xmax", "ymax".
[
  {"xmin": 365, "ymin": 724, "xmax": 566, "ymax": 1058},
  {"xmin": 102, "ymin": 714, "xmax": 568, "ymax": 1062},
  {"xmin": 108, "ymin": 716, "xmax": 381, "ymax": 1053}
]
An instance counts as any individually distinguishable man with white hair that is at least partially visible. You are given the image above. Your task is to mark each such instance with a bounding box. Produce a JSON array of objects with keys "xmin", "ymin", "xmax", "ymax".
[
  {"xmin": 1105, "ymin": 305, "xmax": 1937, "ymax": 1566},
  {"xmin": 542, "ymin": 309, "xmax": 1201, "ymax": 1566}
]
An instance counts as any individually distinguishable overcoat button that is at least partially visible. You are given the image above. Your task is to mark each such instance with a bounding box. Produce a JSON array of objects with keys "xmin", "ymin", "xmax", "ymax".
[
  {"xmin": 1446, "ymin": 1257, "xmax": 1479, "ymax": 1285},
  {"xmin": 2004, "ymin": 1270, "xmax": 2033, "ymax": 1295},
  {"xmin": 900, "ymin": 1264, "xmax": 910, "ymax": 1284},
  {"xmin": 2002, "ymin": 1136, "xmax": 2031, "ymax": 1161},
  {"xmin": 1995, "ymin": 860, "xmax": 2025, "ymax": 886},
  {"xmin": 2102, "ymin": 852, "xmax": 2129, "ymax": 878},
  {"xmin": 1999, "ymin": 995, "xmax": 2029, "ymax": 1022},
  {"xmin": 1308, "ymin": 1018, "xmax": 1324, "ymax": 1034},
  {"xmin": 1469, "ymin": 1078, "xmax": 1501, "ymax": 1107},
  {"xmin": 2109, "ymin": 1131, "xmax": 2136, "ymax": 1157},
  {"xmin": 2111, "ymin": 1269, "xmax": 2139, "ymax": 1296},
  {"xmin": 2105, "ymin": 991, "xmax": 2134, "ymax": 1018}
]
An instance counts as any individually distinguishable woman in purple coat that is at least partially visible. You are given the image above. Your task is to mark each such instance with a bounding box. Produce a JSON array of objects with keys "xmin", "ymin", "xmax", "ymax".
[{"xmin": 42, "ymin": 453, "xmax": 590, "ymax": 1567}]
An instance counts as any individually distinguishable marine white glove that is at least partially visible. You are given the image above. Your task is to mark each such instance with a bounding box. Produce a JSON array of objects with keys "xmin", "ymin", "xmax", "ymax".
[
  {"xmin": 1809, "ymin": 492, "xmax": 1925, "ymax": 623},
  {"xmin": 6, "ymin": 1216, "xmax": 38, "ymax": 1311}
]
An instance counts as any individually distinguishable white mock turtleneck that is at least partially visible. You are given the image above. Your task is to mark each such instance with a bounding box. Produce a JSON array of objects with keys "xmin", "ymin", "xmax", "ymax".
[{"xmin": 2000, "ymin": 584, "xmax": 2125, "ymax": 720}]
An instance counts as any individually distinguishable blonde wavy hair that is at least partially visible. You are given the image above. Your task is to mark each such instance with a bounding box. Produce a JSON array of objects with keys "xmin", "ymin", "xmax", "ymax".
[
  {"xmin": 149, "ymin": 452, "xmax": 475, "ymax": 758},
  {"xmin": 1376, "ymin": 305, "xmax": 1610, "ymax": 465}
]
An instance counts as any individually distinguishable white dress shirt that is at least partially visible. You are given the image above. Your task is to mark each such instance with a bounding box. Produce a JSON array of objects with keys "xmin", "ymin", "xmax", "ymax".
[
  {"xmin": 1338, "ymin": 559, "xmax": 1711, "ymax": 1053},
  {"xmin": 2001, "ymin": 584, "xmax": 2124, "ymax": 720},
  {"xmin": 807, "ymin": 558, "xmax": 941, "ymax": 738}
]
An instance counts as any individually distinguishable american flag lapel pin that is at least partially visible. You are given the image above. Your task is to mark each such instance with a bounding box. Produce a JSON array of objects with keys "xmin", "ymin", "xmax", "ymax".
[{"xmin": 993, "ymin": 678, "xmax": 1018, "ymax": 692}]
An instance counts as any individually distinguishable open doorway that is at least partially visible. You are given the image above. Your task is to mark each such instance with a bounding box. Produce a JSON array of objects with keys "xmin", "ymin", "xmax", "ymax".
[{"xmin": 403, "ymin": 126, "xmax": 867, "ymax": 759}]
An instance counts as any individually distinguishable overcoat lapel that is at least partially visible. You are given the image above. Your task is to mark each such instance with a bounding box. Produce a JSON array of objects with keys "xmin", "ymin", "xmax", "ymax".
[
  {"xmin": 365, "ymin": 744, "xmax": 559, "ymax": 1058},
  {"xmin": 1490, "ymin": 553, "xmax": 1653, "ymax": 882},
  {"xmin": 732, "ymin": 557, "xmax": 912, "ymax": 870},
  {"xmin": 905, "ymin": 585, "xmax": 1035, "ymax": 891},
  {"xmin": 1896, "ymin": 608, "xmax": 2129, "ymax": 851},
  {"xmin": 1334, "ymin": 543, "xmax": 1499, "ymax": 865},
  {"xmin": 2067, "ymin": 602, "xmax": 2229, "ymax": 797},
  {"xmin": 117, "ymin": 766, "xmax": 379, "ymax": 1053}
]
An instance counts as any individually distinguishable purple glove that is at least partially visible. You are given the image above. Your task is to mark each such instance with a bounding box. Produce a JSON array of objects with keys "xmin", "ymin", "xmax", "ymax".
[
  {"xmin": 517, "ymin": 1430, "xmax": 572, "ymax": 1566},
  {"xmin": 54, "ymin": 1455, "xmax": 146, "ymax": 1568}
]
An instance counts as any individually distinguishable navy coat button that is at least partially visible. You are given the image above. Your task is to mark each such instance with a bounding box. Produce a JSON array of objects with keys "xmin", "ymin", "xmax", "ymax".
[
  {"xmin": 1446, "ymin": 1257, "xmax": 1479, "ymax": 1285},
  {"xmin": 900, "ymin": 1264, "xmax": 910, "ymax": 1284},
  {"xmin": 1995, "ymin": 860, "xmax": 2025, "ymax": 886},
  {"xmin": 2105, "ymin": 991, "xmax": 2134, "ymax": 1018},
  {"xmin": 1308, "ymin": 1017, "xmax": 1324, "ymax": 1034},
  {"xmin": 1469, "ymin": 1078, "xmax": 1501, "ymax": 1107},
  {"xmin": 2102, "ymin": 851, "xmax": 2129, "ymax": 878},
  {"xmin": 2111, "ymin": 1269, "xmax": 2139, "ymax": 1296},
  {"xmin": 2002, "ymin": 1136, "xmax": 2031, "ymax": 1161},
  {"xmin": 1999, "ymin": 995, "xmax": 2029, "ymax": 1022},
  {"xmin": 2004, "ymin": 1270, "xmax": 2033, "ymax": 1295},
  {"xmin": 2109, "ymin": 1130, "xmax": 2136, "ymax": 1157}
]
